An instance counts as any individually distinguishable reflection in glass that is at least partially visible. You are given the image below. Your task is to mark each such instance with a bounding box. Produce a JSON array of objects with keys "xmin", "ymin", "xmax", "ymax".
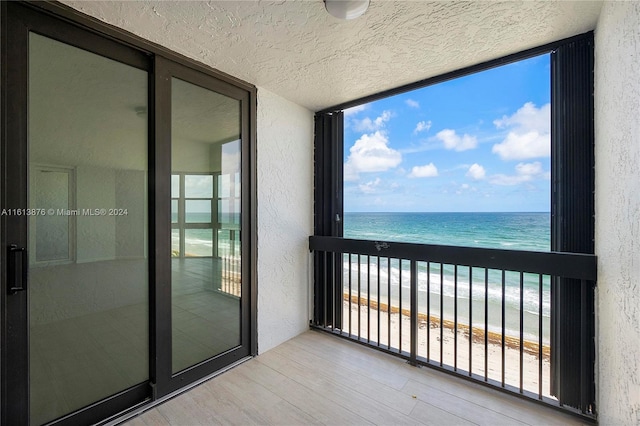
[
  {"xmin": 185, "ymin": 175, "xmax": 213, "ymax": 198},
  {"xmin": 171, "ymin": 174, "xmax": 180, "ymax": 198},
  {"xmin": 33, "ymin": 168, "xmax": 72, "ymax": 262},
  {"xmin": 171, "ymin": 199, "xmax": 178, "ymax": 224},
  {"xmin": 185, "ymin": 229, "xmax": 213, "ymax": 257},
  {"xmin": 28, "ymin": 33, "xmax": 148, "ymax": 425},
  {"xmin": 171, "ymin": 77, "xmax": 241, "ymax": 373},
  {"xmin": 185, "ymin": 200, "xmax": 212, "ymax": 223}
]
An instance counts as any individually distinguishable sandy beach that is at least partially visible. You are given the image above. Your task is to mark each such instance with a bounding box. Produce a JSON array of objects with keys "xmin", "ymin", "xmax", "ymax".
[{"xmin": 337, "ymin": 295, "xmax": 552, "ymax": 398}]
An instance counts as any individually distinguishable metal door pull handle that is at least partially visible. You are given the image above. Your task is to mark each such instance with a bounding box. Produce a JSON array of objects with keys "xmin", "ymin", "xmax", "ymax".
[{"xmin": 7, "ymin": 244, "xmax": 27, "ymax": 294}]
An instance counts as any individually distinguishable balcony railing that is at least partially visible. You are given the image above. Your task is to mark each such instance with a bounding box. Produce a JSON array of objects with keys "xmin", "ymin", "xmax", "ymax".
[{"xmin": 309, "ymin": 236, "xmax": 597, "ymax": 416}]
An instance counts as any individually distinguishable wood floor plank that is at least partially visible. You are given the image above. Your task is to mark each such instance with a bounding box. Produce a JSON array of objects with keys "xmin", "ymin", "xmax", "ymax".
[
  {"xmin": 286, "ymin": 332, "xmax": 410, "ymax": 390},
  {"xmin": 238, "ymin": 359, "xmax": 373, "ymax": 425},
  {"xmin": 123, "ymin": 331, "xmax": 589, "ymax": 426},
  {"xmin": 202, "ymin": 367, "xmax": 321, "ymax": 425},
  {"xmin": 129, "ymin": 409, "xmax": 171, "ymax": 426},
  {"xmin": 271, "ymin": 338, "xmax": 417, "ymax": 415},
  {"xmin": 409, "ymin": 400, "xmax": 476, "ymax": 426},
  {"xmin": 393, "ymin": 361, "xmax": 586, "ymax": 425},
  {"xmin": 402, "ymin": 379, "xmax": 527, "ymax": 426},
  {"xmin": 257, "ymin": 350, "xmax": 419, "ymax": 425}
]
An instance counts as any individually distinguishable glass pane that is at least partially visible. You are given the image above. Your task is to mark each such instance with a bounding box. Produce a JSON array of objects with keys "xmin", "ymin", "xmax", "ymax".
[
  {"xmin": 171, "ymin": 174, "xmax": 180, "ymax": 198},
  {"xmin": 218, "ymin": 174, "xmax": 231, "ymax": 198},
  {"xmin": 185, "ymin": 175, "xmax": 213, "ymax": 198},
  {"xmin": 185, "ymin": 200, "xmax": 211, "ymax": 223},
  {"xmin": 28, "ymin": 33, "xmax": 148, "ymax": 425},
  {"xmin": 33, "ymin": 168, "xmax": 71, "ymax": 262},
  {"xmin": 171, "ymin": 199, "xmax": 178, "ymax": 224},
  {"xmin": 171, "ymin": 77, "xmax": 241, "ymax": 373},
  {"xmin": 218, "ymin": 199, "xmax": 230, "ymax": 225},
  {"xmin": 172, "ymin": 228, "xmax": 180, "ymax": 257},
  {"xmin": 184, "ymin": 229, "xmax": 213, "ymax": 257}
]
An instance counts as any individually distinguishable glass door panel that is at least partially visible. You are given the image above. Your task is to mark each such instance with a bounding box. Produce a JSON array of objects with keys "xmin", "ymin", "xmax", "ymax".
[
  {"xmin": 28, "ymin": 33, "xmax": 149, "ymax": 425},
  {"xmin": 171, "ymin": 77, "xmax": 242, "ymax": 373}
]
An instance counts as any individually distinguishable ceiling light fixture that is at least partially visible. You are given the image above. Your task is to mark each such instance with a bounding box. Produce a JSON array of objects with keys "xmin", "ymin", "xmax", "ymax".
[{"xmin": 324, "ymin": 0, "xmax": 370, "ymax": 20}]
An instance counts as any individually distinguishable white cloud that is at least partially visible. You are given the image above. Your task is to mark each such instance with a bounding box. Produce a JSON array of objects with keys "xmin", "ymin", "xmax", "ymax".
[
  {"xmin": 359, "ymin": 178, "xmax": 381, "ymax": 194},
  {"xmin": 409, "ymin": 163, "xmax": 439, "ymax": 178},
  {"xmin": 352, "ymin": 110, "xmax": 392, "ymax": 132},
  {"xmin": 435, "ymin": 129, "xmax": 478, "ymax": 151},
  {"xmin": 414, "ymin": 120, "xmax": 432, "ymax": 134},
  {"xmin": 466, "ymin": 163, "xmax": 486, "ymax": 180},
  {"xmin": 344, "ymin": 131, "xmax": 402, "ymax": 181},
  {"xmin": 405, "ymin": 99, "xmax": 420, "ymax": 108},
  {"xmin": 343, "ymin": 104, "xmax": 367, "ymax": 117},
  {"xmin": 489, "ymin": 161, "xmax": 549, "ymax": 186},
  {"xmin": 492, "ymin": 102, "xmax": 550, "ymax": 160}
]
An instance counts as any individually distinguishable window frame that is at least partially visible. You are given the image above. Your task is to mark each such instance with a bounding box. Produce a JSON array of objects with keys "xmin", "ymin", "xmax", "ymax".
[{"xmin": 313, "ymin": 31, "xmax": 595, "ymax": 412}]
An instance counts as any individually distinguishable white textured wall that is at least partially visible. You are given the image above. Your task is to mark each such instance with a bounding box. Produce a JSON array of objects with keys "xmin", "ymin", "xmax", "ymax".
[
  {"xmin": 594, "ymin": 2, "xmax": 640, "ymax": 424},
  {"xmin": 256, "ymin": 88, "xmax": 313, "ymax": 353}
]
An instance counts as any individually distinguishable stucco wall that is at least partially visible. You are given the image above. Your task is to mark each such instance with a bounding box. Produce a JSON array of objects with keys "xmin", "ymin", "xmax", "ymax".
[
  {"xmin": 594, "ymin": 2, "xmax": 640, "ymax": 424},
  {"xmin": 256, "ymin": 88, "xmax": 313, "ymax": 353}
]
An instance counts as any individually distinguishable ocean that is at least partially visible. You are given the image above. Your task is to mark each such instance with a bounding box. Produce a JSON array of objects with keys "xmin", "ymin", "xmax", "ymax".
[
  {"xmin": 343, "ymin": 212, "xmax": 550, "ymax": 343},
  {"xmin": 172, "ymin": 212, "xmax": 240, "ymax": 257}
]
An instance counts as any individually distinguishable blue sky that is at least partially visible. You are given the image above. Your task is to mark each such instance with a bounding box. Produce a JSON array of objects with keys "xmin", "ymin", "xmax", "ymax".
[{"xmin": 343, "ymin": 54, "xmax": 550, "ymax": 213}]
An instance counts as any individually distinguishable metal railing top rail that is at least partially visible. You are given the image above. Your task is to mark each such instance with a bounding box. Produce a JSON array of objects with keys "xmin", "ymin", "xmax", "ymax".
[{"xmin": 309, "ymin": 236, "xmax": 597, "ymax": 281}]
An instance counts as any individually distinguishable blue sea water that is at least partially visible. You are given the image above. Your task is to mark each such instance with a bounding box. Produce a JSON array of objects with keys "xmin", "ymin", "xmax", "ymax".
[
  {"xmin": 342, "ymin": 212, "xmax": 551, "ymax": 342},
  {"xmin": 344, "ymin": 212, "xmax": 549, "ymax": 252},
  {"xmin": 172, "ymin": 212, "xmax": 241, "ymax": 257}
]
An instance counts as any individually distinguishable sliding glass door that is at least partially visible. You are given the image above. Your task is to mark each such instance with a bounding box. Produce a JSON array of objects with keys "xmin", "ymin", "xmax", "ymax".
[
  {"xmin": 1, "ymin": 3, "xmax": 255, "ymax": 424},
  {"xmin": 27, "ymin": 32, "xmax": 150, "ymax": 426},
  {"xmin": 153, "ymin": 58, "xmax": 252, "ymax": 396}
]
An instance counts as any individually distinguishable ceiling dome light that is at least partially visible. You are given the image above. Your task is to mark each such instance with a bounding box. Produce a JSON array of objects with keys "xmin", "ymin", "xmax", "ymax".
[{"xmin": 325, "ymin": 0, "xmax": 370, "ymax": 20}]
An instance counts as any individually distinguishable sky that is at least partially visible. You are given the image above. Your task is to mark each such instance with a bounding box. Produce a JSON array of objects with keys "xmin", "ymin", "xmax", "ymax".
[{"xmin": 343, "ymin": 54, "xmax": 551, "ymax": 213}]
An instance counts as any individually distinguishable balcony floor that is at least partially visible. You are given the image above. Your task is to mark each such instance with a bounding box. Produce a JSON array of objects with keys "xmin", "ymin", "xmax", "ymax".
[{"xmin": 124, "ymin": 330, "xmax": 588, "ymax": 426}]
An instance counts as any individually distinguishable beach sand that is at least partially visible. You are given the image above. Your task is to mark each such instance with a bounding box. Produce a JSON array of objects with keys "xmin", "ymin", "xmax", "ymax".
[{"xmin": 337, "ymin": 295, "xmax": 553, "ymax": 398}]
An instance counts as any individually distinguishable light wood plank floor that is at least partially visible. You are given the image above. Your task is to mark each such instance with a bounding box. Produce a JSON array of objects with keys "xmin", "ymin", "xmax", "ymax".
[{"xmin": 123, "ymin": 331, "xmax": 589, "ymax": 426}]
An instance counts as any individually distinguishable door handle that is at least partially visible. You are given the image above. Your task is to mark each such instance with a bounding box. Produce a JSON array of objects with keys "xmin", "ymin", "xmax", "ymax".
[{"xmin": 7, "ymin": 244, "xmax": 27, "ymax": 295}]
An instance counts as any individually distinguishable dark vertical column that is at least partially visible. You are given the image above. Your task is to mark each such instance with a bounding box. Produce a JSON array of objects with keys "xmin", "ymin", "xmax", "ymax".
[
  {"xmin": 550, "ymin": 32, "xmax": 595, "ymax": 413},
  {"xmin": 1, "ymin": 6, "xmax": 29, "ymax": 424},
  {"xmin": 313, "ymin": 112, "xmax": 343, "ymax": 327}
]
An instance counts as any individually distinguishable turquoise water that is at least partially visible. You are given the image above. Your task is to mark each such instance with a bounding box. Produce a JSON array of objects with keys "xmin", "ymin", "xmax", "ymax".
[
  {"xmin": 344, "ymin": 212, "xmax": 549, "ymax": 251},
  {"xmin": 343, "ymin": 212, "xmax": 550, "ymax": 342},
  {"xmin": 172, "ymin": 212, "xmax": 240, "ymax": 257}
]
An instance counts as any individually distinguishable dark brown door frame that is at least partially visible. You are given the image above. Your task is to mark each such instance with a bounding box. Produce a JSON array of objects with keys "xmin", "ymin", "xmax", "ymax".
[{"xmin": 1, "ymin": 2, "xmax": 257, "ymax": 424}]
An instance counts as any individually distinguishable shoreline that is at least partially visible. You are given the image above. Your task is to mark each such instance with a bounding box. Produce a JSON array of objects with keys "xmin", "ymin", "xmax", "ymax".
[{"xmin": 343, "ymin": 293, "xmax": 550, "ymax": 361}]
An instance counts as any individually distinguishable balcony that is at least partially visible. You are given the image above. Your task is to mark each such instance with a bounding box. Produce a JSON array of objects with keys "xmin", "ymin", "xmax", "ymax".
[
  {"xmin": 122, "ymin": 331, "xmax": 586, "ymax": 426},
  {"xmin": 309, "ymin": 236, "xmax": 597, "ymax": 416}
]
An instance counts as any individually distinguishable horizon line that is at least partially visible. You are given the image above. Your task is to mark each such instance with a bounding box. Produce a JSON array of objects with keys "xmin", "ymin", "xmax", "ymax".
[{"xmin": 344, "ymin": 211, "xmax": 551, "ymax": 214}]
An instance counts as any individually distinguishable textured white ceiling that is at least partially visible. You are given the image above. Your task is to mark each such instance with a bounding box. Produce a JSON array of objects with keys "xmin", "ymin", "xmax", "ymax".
[{"xmin": 61, "ymin": 0, "xmax": 603, "ymax": 111}]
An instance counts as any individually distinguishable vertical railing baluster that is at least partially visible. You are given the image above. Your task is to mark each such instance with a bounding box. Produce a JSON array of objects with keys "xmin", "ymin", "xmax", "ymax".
[
  {"xmin": 519, "ymin": 271, "xmax": 524, "ymax": 393},
  {"xmin": 323, "ymin": 252, "xmax": 328, "ymax": 328},
  {"xmin": 410, "ymin": 260, "xmax": 418, "ymax": 366},
  {"xmin": 469, "ymin": 266, "xmax": 473, "ymax": 376},
  {"xmin": 454, "ymin": 264, "xmax": 458, "ymax": 371},
  {"xmin": 484, "ymin": 268, "xmax": 489, "ymax": 381},
  {"xmin": 580, "ymin": 279, "xmax": 589, "ymax": 413},
  {"xmin": 377, "ymin": 256, "xmax": 381, "ymax": 346},
  {"xmin": 387, "ymin": 257, "xmax": 391, "ymax": 349},
  {"xmin": 501, "ymin": 270, "xmax": 506, "ymax": 387},
  {"xmin": 348, "ymin": 253, "xmax": 352, "ymax": 337},
  {"xmin": 357, "ymin": 254, "xmax": 361, "ymax": 340},
  {"xmin": 367, "ymin": 255, "xmax": 371, "ymax": 343},
  {"xmin": 427, "ymin": 262, "xmax": 431, "ymax": 362},
  {"xmin": 331, "ymin": 251, "xmax": 336, "ymax": 330},
  {"xmin": 539, "ymin": 274, "xmax": 543, "ymax": 400},
  {"xmin": 399, "ymin": 259, "xmax": 403, "ymax": 353},
  {"xmin": 440, "ymin": 263, "xmax": 444, "ymax": 366}
]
